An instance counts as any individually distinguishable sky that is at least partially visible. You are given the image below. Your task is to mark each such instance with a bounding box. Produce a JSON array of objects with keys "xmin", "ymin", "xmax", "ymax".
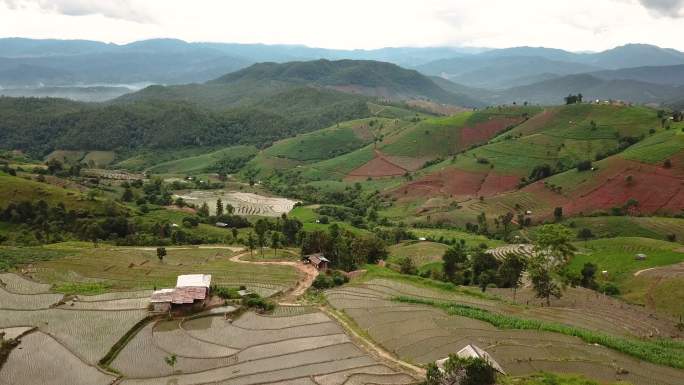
[{"xmin": 1, "ymin": 0, "xmax": 684, "ymax": 51}]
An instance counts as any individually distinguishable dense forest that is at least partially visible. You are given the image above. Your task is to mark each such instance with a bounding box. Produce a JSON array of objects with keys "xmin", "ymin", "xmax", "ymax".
[{"xmin": 0, "ymin": 87, "xmax": 371, "ymax": 156}]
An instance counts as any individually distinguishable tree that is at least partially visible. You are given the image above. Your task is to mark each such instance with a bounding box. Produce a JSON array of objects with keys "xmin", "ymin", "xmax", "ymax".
[
  {"xmin": 122, "ymin": 188, "xmax": 134, "ymax": 202},
  {"xmin": 471, "ymin": 250, "xmax": 499, "ymax": 284},
  {"xmin": 156, "ymin": 247, "xmax": 167, "ymax": 262},
  {"xmin": 271, "ymin": 232, "xmax": 281, "ymax": 257},
  {"xmin": 478, "ymin": 270, "xmax": 496, "ymax": 292},
  {"xmin": 198, "ymin": 202, "xmax": 210, "ymax": 217},
  {"xmin": 553, "ymin": 207, "xmax": 563, "ymax": 222},
  {"xmin": 398, "ymin": 257, "xmax": 417, "ymax": 275},
  {"xmin": 442, "ymin": 244, "xmax": 467, "ymax": 282},
  {"xmin": 498, "ymin": 253, "xmax": 526, "ymax": 299},
  {"xmin": 534, "ymin": 224, "xmax": 576, "ymax": 266},
  {"xmin": 254, "ymin": 219, "xmax": 269, "ymax": 256},
  {"xmin": 231, "ymin": 227, "xmax": 238, "ymax": 240},
  {"xmin": 580, "ymin": 262, "xmax": 598, "ymax": 289},
  {"xmin": 425, "ymin": 355, "xmax": 496, "ymax": 385},
  {"xmin": 247, "ymin": 232, "xmax": 256, "ymax": 256},
  {"xmin": 216, "ymin": 199, "xmax": 224, "ymax": 217},
  {"xmin": 528, "ymin": 255, "xmax": 562, "ymax": 306},
  {"xmin": 578, "ymin": 228, "xmax": 594, "ymax": 242}
]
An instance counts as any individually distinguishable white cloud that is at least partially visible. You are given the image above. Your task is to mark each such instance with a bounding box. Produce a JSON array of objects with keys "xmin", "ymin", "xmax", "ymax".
[
  {"xmin": 638, "ymin": 0, "xmax": 684, "ymax": 17},
  {"xmin": 0, "ymin": 0, "xmax": 682, "ymax": 51},
  {"xmin": 1, "ymin": 0, "xmax": 153, "ymax": 23}
]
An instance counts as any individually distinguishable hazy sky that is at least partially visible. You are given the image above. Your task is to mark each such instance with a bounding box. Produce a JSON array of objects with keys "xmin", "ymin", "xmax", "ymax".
[{"xmin": 1, "ymin": 0, "xmax": 684, "ymax": 51}]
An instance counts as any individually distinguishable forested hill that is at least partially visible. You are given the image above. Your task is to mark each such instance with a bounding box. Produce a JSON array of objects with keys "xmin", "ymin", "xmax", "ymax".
[
  {"xmin": 0, "ymin": 87, "xmax": 372, "ymax": 156},
  {"xmin": 120, "ymin": 59, "xmax": 485, "ymax": 108}
]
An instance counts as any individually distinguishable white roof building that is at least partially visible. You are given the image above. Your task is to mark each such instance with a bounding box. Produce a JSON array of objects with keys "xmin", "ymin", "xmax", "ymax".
[{"xmin": 176, "ymin": 274, "xmax": 212, "ymax": 288}]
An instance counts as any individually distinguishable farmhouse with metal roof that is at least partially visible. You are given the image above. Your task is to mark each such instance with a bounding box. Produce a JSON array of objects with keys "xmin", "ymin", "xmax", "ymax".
[{"xmin": 150, "ymin": 274, "xmax": 212, "ymax": 312}]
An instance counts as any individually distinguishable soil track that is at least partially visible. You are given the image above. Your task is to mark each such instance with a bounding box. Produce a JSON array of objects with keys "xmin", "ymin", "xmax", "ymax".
[{"xmin": 230, "ymin": 251, "xmax": 318, "ymax": 304}]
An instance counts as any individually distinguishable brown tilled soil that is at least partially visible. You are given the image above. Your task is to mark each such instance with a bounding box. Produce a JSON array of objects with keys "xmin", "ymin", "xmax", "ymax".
[
  {"xmin": 459, "ymin": 117, "xmax": 524, "ymax": 149},
  {"xmin": 392, "ymin": 168, "xmax": 518, "ymax": 201},
  {"xmin": 346, "ymin": 151, "xmax": 408, "ymax": 180}
]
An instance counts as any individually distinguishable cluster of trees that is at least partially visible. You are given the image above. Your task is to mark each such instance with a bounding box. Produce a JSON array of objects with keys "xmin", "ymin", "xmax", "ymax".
[
  {"xmin": 564, "ymin": 93, "xmax": 583, "ymax": 104},
  {"xmin": 401, "ymin": 225, "xmax": 578, "ymax": 305},
  {"xmin": 299, "ymin": 224, "xmax": 388, "ymax": 271},
  {"xmin": 0, "ymin": 199, "xmax": 133, "ymax": 245}
]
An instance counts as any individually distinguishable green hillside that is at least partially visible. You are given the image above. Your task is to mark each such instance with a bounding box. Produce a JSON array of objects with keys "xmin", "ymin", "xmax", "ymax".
[{"xmin": 147, "ymin": 145, "xmax": 257, "ymax": 174}]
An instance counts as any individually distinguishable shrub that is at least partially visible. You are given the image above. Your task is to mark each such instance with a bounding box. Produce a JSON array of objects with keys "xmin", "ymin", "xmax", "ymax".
[
  {"xmin": 243, "ymin": 294, "xmax": 274, "ymax": 312},
  {"xmin": 601, "ymin": 282, "xmax": 621, "ymax": 296},
  {"xmin": 212, "ymin": 286, "xmax": 241, "ymax": 299},
  {"xmin": 576, "ymin": 160, "xmax": 592, "ymax": 172}
]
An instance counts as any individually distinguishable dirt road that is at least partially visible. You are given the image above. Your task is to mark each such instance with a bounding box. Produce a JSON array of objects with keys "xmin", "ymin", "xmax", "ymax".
[{"xmin": 229, "ymin": 251, "xmax": 318, "ymax": 304}]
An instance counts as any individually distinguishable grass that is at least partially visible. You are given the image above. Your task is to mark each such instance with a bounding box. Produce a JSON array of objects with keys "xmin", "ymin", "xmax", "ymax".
[
  {"xmin": 500, "ymin": 372, "xmax": 631, "ymax": 385},
  {"xmin": 621, "ymin": 128, "xmax": 684, "ymax": 164},
  {"xmin": 243, "ymin": 248, "xmax": 300, "ymax": 262},
  {"xmin": 568, "ymin": 237, "xmax": 684, "ymax": 283},
  {"xmin": 0, "ymin": 173, "xmax": 103, "ymax": 211},
  {"xmin": 148, "ymin": 145, "xmax": 257, "ymax": 174},
  {"xmin": 563, "ymin": 216, "xmax": 684, "ymax": 241},
  {"xmin": 394, "ymin": 296, "xmax": 684, "ymax": 369},
  {"xmin": 0, "ymin": 246, "xmax": 71, "ymax": 271},
  {"xmin": 53, "ymin": 281, "xmax": 111, "ymax": 295},
  {"xmin": 387, "ymin": 241, "xmax": 448, "ymax": 266},
  {"xmin": 260, "ymin": 118, "xmax": 381, "ymax": 162},
  {"xmin": 27, "ymin": 246, "xmax": 300, "ymax": 291}
]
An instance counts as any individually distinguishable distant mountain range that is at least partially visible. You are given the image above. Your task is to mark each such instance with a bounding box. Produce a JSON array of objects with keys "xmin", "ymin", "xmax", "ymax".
[
  {"xmin": 2, "ymin": 38, "xmax": 684, "ymax": 108},
  {"xmin": 120, "ymin": 59, "xmax": 485, "ymax": 108}
]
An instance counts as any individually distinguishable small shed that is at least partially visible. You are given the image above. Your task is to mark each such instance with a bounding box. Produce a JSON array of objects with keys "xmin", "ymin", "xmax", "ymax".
[
  {"xmin": 435, "ymin": 344, "xmax": 505, "ymax": 375},
  {"xmin": 304, "ymin": 253, "xmax": 330, "ymax": 271},
  {"xmin": 635, "ymin": 253, "xmax": 647, "ymax": 260}
]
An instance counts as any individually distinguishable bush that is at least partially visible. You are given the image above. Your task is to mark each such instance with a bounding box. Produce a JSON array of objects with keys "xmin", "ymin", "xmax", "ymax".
[
  {"xmin": 601, "ymin": 282, "xmax": 621, "ymax": 296},
  {"xmin": 243, "ymin": 294, "xmax": 275, "ymax": 312},
  {"xmin": 212, "ymin": 286, "xmax": 241, "ymax": 299},
  {"xmin": 312, "ymin": 271, "xmax": 348, "ymax": 289},
  {"xmin": 576, "ymin": 160, "xmax": 592, "ymax": 172}
]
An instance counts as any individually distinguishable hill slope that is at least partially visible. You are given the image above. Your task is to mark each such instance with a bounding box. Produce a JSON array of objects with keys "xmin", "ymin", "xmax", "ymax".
[{"xmin": 124, "ymin": 60, "xmax": 484, "ymax": 108}]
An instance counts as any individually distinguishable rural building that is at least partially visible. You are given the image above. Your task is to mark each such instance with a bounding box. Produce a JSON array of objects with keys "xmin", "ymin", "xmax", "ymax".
[
  {"xmin": 304, "ymin": 253, "xmax": 330, "ymax": 271},
  {"xmin": 635, "ymin": 253, "xmax": 647, "ymax": 260},
  {"xmin": 150, "ymin": 274, "xmax": 212, "ymax": 312},
  {"xmin": 435, "ymin": 344, "xmax": 506, "ymax": 375}
]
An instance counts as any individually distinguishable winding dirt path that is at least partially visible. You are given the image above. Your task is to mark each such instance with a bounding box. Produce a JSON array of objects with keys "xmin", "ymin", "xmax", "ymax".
[{"xmin": 229, "ymin": 251, "xmax": 318, "ymax": 304}]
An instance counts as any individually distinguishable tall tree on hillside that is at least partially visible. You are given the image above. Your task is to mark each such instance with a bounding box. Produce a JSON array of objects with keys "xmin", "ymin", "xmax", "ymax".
[
  {"xmin": 528, "ymin": 255, "xmax": 562, "ymax": 306},
  {"xmin": 247, "ymin": 232, "xmax": 256, "ymax": 256},
  {"xmin": 442, "ymin": 243, "xmax": 467, "ymax": 282},
  {"xmin": 198, "ymin": 202, "xmax": 210, "ymax": 217},
  {"xmin": 254, "ymin": 219, "xmax": 269, "ymax": 256},
  {"xmin": 271, "ymin": 232, "xmax": 281, "ymax": 257},
  {"xmin": 498, "ymin": 253, "xmax": 526, "ymax": 300},
  {"xmin": 216, "ymin": 199, "xmax": 224, "ymax": 217},
  {"xmin": 534, "ymin": 224, "xmax": 576, "ymax": 266}
]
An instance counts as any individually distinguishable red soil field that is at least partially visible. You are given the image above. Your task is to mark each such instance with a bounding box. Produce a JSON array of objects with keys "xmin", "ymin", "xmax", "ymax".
[
  {"xmin": 514, "ymin": 158, "xmax": 684, "ymax": 219},
  {"xmin": 459, "ymin": 117, "xmax": 524, "ymax": 149},
  {"xmin": 346, "ymin": 151, "xmax": 407, "ymax": 180},
  {"xmin": 392, "ymin": 168, "xmax": 519, "ymax": 200},
  {"xmin": 564, "ymin": 165, "xmax": 683, "ymax": 215}
]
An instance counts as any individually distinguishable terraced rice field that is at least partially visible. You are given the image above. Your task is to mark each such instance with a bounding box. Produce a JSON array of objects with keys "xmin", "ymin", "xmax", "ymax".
[
  {"xmin": 112, "ymin": 310, "xmax": 417, "ymax": 385},
  {"xmin": 486, "ymin": 244, "xmax": 535, "ymax": 261},
  {"xmin": 175, "ymin": 190, "xmax": 299, "ymax": 217},
  {"xmin": 0, "ymin": 330, "xmax": 116, "ymax": 385},
  {"xmin": 325, "ymin": 278, "xmax": 684, "ymax": 385}
]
